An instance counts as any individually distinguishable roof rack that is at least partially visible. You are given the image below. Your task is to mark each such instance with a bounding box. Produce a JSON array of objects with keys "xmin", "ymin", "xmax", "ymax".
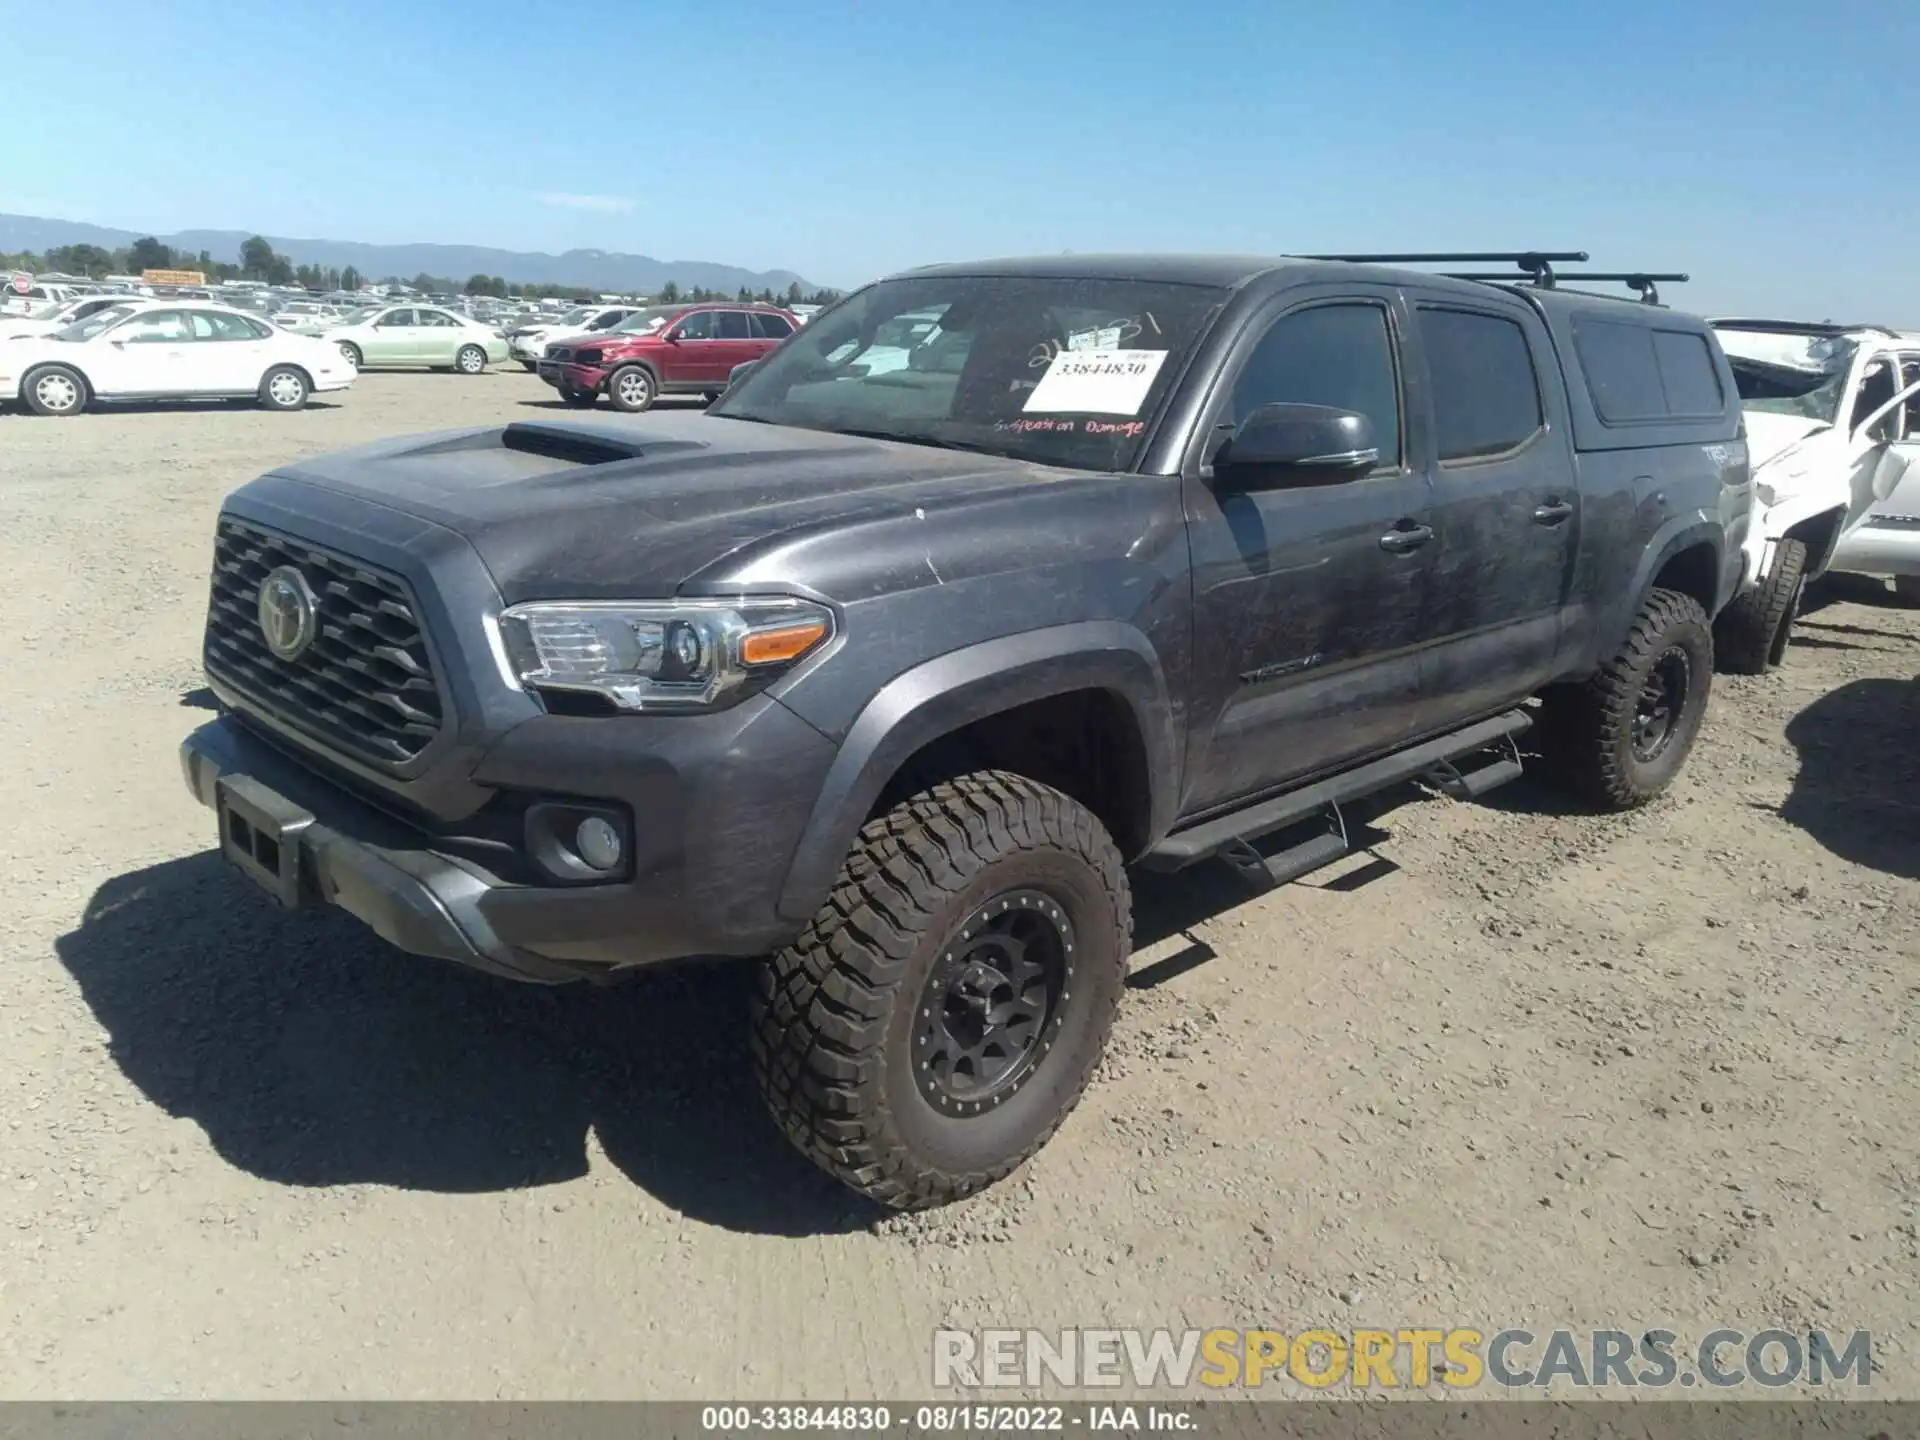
[
  {"xmin": 1304, "ymin": 251, "xmax": 1588, "ymax": 286},
  {"xmin": 1449, "ymin": 270, "xmax": 1689, "ymax": 305}
]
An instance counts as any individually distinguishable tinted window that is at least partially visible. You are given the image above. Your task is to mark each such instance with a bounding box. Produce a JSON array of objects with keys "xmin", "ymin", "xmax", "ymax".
[
  {"xmin": 751, "ymin": 312, "xmax": 794, "ymax": 340},
  {"xmin": 1852, "ymin": 359, "xmax": 1899, "ymax": 439},
  {"xmin": 717, "ymin": 310, "xmax": 752, "ymax": 340},
  {"xmin": 675, "ymin": 311, "xmax": 718, "ymax": 340},
  {"xmin": 1230, "ymin": 303, "xmax": 1400, "ymax": 468},
  {"xmin": 1574, "ymin": 320, "xmax": 1666, "ymax": 422},
  {"xmin": 1421, "ymin": 309, "xmax": 1543, "ymax": 460},
  {"xmin": 1652, "ymin": 330, "xmax": 1724, "ymax": 416}
]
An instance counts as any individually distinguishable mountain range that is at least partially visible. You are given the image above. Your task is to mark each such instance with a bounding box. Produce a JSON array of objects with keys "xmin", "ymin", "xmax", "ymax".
[{"xmin": 0, "ymin": 214, "xmax": 818, "ymax": 294}]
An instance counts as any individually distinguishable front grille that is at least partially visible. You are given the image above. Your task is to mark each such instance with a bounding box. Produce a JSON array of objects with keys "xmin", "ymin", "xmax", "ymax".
[{"xmin": 204, "ymin": 517, "xmax": 445, "ymax": 766}]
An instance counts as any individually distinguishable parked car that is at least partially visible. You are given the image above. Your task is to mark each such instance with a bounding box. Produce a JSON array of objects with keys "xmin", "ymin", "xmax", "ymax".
[
  {"xmin": 1816, "ymin": 352, "xmax": 1920, "ymax": 603},
  {"xmin": 181, "ymin": 251, "xmax": 1748, "ymax": 1209},
  {"xmin": 0, "ymin": 301, "xmax": 355, "ymax": 416},
  {"xmin": 1710, "ymin": 320, "xmax": 1920, "ymax": 667},
  {"xmin": 325, "ymin": 305, "xmax": 509, "ymax": 373},
  {"xmin": 537, "ymin": 302, "xmax": 798, "ymax": 410},
  {"xmin": 505, "ymin": 304, "xmax": 650, "ymax": 370},
  {"xmin": 2, "ymin": 293, "xmax": 157, "ymax": 340}
]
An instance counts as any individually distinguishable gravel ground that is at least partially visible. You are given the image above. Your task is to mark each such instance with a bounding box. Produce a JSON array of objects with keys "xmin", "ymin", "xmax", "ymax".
[{"xmin": 0, "ymin": 371, "xmax": 1915, "ymax": 1400}]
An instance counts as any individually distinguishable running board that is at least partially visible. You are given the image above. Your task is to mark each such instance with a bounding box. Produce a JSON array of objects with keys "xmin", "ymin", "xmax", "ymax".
[{"xmin": 1142, "ymin": 710, "xmax": 1531, "ymax": 873}]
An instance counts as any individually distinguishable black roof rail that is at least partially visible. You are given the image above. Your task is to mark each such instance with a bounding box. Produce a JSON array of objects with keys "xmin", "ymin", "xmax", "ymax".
[
  {"xmin": 1302, "ymin": 251, "xmax": 1588, "ymax": 287},
  {"xmin": 1447, "ymin": 270, "xmax": 1690, "ymax": 305}
]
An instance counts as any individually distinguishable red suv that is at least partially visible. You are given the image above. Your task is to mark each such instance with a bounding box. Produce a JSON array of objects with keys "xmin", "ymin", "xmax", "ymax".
[{"xmin": 538, "ymin": 302, "xmax": 799, "ymax": 412}]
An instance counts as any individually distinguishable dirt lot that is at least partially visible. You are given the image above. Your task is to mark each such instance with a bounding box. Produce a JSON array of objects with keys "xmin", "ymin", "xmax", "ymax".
[{"xmin": 0, "ymin": 370, "xmax": 1915, "ymax": 1400}]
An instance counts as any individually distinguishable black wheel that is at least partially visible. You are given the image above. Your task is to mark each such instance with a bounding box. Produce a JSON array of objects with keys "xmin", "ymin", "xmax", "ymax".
[
  {"xmin": 337, "ymin": 341, "xmax": 362, "ymax": 369},
  {"xmin": 21, "ymin": 364, "xmax": 87, "ymax": 416},
  {"xmin": 753, "ymin": 771, "xmax": 1131, "ymax": 1210},
  {"xmin": 257, "ymin": 365, "xmax": 310, "ymax": 411},
  {"xmin": 559, "ymin": 387, "xmax": 598, "ymax": 408},
  {"xmin": 1542, "ymin": 588, "xmax": 1713, "ymax": 811},
  {"xmin": 607, "ymin": 365, "xmax": 656, "ymax": 412},
  {"xmin": 455, "ymin": 344, "xmax": 487, "ymax": 375},
  {"xmin": 1714, "ymin": 538, "xmax": 1807, "ymax": 674}
]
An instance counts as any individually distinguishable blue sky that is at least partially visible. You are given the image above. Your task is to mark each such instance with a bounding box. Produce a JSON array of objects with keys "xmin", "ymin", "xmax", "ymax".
[{"xmin": 3, "ymin": 0, "xmax": 1913, "ymax": 321}]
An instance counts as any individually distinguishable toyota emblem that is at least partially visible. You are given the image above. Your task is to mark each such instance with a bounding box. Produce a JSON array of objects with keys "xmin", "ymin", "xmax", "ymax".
[{"xmin": 257, "ymin": 565, "xmax": 319, "ymax": 661}]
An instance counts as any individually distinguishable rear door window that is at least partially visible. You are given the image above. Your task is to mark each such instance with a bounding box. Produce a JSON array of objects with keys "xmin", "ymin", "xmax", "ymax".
[
  {"xmin": 751, "ymin": 312, "xmax": 795, "ymax": 340},
  {"xmin": 1419, "ymin": 308, "xmax": 1544, "ymax": 461},
  {"xmin": 717, "ymin": 310, "xmax": 752, "ymax": 340}
]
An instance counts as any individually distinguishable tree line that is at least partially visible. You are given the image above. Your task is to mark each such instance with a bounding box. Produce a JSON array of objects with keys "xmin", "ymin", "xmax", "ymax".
[{"xmin": 3, "ymin": 235, "xmax": 841, "ymax": 307}]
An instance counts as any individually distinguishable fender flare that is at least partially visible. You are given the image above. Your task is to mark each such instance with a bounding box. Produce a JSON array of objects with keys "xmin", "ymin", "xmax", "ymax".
[
  {"xmin": 1627, "ymin": 516, "xmax": 1724, "ymax": 616},
  {"xmin": 775, "ymin": 621, "xmax": 1178, "ymax": 922}
]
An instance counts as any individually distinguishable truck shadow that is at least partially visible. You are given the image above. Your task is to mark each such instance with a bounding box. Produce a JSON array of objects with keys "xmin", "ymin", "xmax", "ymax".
[
  {"xmin": 1778, "ymin": 674, "xmax": 1920, "ymax": 881},
  {"xmin": 53, "ymin": 851, "xmax": 881, "ymax": 1238}
]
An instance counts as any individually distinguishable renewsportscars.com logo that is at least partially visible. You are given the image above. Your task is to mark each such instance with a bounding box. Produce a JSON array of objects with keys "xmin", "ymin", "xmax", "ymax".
[{"xmin": 933, "ymin": 1328, "xmax": 1875, "ymax": 1392}]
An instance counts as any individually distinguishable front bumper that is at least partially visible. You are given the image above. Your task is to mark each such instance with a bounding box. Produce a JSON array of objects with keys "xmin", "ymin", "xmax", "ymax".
[
  {"xmin": 536, "ymin": 361, "xmax": 611, "ymax": 392},
  {"xmin": 180, "ymin": 700, "xmax": 836, "ymax": 984}
]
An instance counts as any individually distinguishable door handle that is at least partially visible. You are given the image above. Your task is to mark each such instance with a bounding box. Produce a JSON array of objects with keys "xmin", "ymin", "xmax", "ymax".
[
  {"xmin": 1378, "ymin": 522, "xmax": 1433, "ymax": 554},
  {"xmin": 1533, "ymin": 499, "xmax": 1574, "ymax": 525}
]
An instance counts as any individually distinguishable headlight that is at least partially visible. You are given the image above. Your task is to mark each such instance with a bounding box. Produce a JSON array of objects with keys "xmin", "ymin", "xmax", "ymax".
[{"xmin": 497, "ymin": 596, "xmax": 833, "ymax": 712}]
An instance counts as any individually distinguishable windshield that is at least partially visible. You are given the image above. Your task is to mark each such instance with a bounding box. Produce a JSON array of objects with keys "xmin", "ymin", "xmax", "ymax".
[
  {"xmin": 613, "ymin": 306, "xmax": 682, "ymax": 334},
  {"xmin": 1717, "ymin": 330, "xmax": 1858, "ymax": 423},
  {"xmin": 53, "ymin": 304, "xmax": 138, "ymax": 342},
  {"xmin": 711, "ymin": 275, "xmax": 1225, "ymax": 470}
]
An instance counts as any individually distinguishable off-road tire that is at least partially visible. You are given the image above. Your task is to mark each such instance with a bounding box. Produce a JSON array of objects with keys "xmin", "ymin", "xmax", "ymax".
[
  {"xmin": 1715, "ymin": 538, "xmax": 1807, "ymax": 674},
  {"xmin": 752, "ymin": 771, "xmax": 1131, "ymax": 1210},
  {"xmin": 20, "ymin": 364, "xmax": 87, "ymax": 417},
  {"xmin": 1542, "ymin": 587, "xmax": 1713, "ymax": 811}
]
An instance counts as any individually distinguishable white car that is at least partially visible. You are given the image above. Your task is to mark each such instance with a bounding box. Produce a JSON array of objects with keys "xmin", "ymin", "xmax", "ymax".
[
  {"xmin": 0, "ymin": 302, "xmax": 356, "ymax": 417},
  {"xmin": 1710, "ymin": 320, "xmax": 1920, "ymax": 668},
  {"xmin": 2, "ymin": 293, "xmax": 155, "ymax": 340},
  {"xmin": 504, "ymin": 304, "xmax": 646, "ymax": 369}
]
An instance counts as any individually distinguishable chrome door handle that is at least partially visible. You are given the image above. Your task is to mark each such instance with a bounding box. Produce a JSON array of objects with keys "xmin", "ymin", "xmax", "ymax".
[
  {"xmin": 1533, "ymin": 499, "xmax": 1574, "ymax": 525},
  {"xmin": 1379, "ymin": 523, "xmax": 1434, "ymax": 554}
]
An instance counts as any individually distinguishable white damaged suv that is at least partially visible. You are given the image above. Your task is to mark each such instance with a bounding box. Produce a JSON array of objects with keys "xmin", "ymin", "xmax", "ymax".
[{"xmin": 1709, "ymin": 320, "xmax": 1920, "ymax": 668}]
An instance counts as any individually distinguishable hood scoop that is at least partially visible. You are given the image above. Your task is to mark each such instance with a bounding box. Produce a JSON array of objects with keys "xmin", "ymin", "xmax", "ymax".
[{"xmin": 500, "ymin": 422, "xmax": 707, "ymax": 468}]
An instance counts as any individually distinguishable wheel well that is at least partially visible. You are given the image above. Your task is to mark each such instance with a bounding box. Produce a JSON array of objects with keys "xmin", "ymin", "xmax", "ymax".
[
  {"xmin": 870, "ymin": 689, "xmax": 1154, "ymax": 858},
  {"xmin": 610, "ymin": 359, "xmax": 659, "ymax": 385},
  {"xmin": 1782, "ymin": 508, "xmax": 1845, "ymax": 576},
  {"xmin": 21, "ymin": 360, "xmax": 89, "ymax": 398},
  {"xmin": 265, "ymin": 362, "xmax": 312, "ymax": 387},
  {"xmin": 1651, "ymin": 541, "xmax": 1718, "ymax": 614}
]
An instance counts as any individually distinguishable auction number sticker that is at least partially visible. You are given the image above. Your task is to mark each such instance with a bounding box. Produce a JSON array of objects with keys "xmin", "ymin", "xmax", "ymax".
[{"xmin": 1022, "ymin": 348, "xmax": 1167, "ymax": 415}]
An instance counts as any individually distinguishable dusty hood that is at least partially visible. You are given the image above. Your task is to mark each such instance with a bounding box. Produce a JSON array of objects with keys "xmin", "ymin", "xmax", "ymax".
[{"xmin": 1741, "ymin": 410, "xmax": 1829, "ymax": 471}]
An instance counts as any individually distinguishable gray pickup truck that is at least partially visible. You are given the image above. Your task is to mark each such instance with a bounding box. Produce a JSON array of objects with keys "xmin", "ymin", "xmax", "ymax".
[{"xmin": 182, "ymin": 250, "xmax": 1751, "ymax": 1208}]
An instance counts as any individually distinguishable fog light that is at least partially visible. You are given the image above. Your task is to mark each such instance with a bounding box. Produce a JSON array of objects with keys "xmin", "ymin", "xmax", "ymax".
[{"xmin": 576, "ymin": 816, "xmax": 624, "ymax": 872}]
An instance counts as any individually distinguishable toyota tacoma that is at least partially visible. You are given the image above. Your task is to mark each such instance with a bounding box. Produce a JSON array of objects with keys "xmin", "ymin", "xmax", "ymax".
[{"xmin": 182, "ymin": 251, "xmax": 1751, "ymax": 1208}]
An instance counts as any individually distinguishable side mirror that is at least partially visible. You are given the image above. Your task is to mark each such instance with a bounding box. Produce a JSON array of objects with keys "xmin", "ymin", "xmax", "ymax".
[
  {"xmin": 727, "ymin": 359, "xmax": 760, "ymax": 389},
  {"xmin": 663, "ymin": 329, "xmax": 683, "ymax": 343},
  {"xmin": 1216, "ymin": 403, "xmax": 1378, "ymax": 486}
]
